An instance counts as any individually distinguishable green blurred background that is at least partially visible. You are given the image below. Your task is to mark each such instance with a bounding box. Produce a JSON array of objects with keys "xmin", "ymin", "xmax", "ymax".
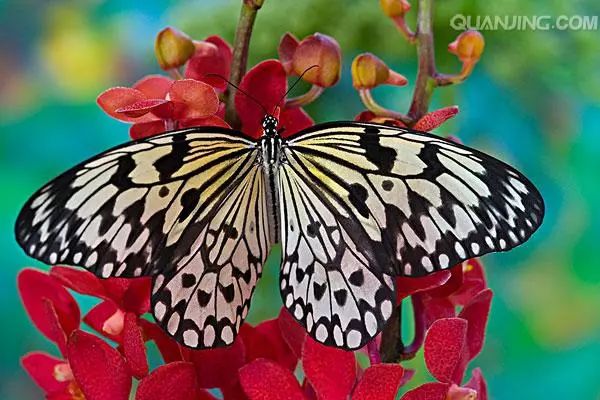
[{"xmin": 1, "ymin": 0, "xmax": 599, "ymax": 398}]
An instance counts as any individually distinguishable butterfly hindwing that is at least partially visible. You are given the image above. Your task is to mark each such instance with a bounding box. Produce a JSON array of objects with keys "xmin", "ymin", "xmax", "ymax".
[
  {"xmin": 151, "ymin": 164, "xmax": 271, "ymax": 348},
  {"xmin": 278, "ymin": 154, "xmax": 396, "ymax": 349},
  {"xmin": 285, "ymin": 122, "xmax": 545, "ymax": 278}
]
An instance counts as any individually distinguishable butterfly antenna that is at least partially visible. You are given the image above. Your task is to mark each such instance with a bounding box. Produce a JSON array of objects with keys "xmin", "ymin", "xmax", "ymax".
[
  {"xmin": 205, "ymin": 73, "xmax": 269, "ymax": 115},
  {"xmin": 273, "ymin": 65, "xmax": 319, "ymax": 114}
]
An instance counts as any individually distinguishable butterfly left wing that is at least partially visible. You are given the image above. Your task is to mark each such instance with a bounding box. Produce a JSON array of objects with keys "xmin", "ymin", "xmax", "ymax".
[{"xmin": 15, "ymin": 127, "xmax": 272, "ymax": 348}]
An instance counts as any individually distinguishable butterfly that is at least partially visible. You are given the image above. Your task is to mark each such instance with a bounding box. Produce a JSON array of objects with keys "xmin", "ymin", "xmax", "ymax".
[{"xmin": 15, "ymin": 114, "xmax": 544, "ymax": 350}]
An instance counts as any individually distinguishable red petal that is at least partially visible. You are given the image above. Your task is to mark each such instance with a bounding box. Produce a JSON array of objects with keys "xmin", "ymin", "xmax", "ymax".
[
  {"xmin": 67, "ymin": 330, "xmax": 132, "ymax": 400},
  {"xmin": 419, "ymin": 295, "xmax": 456, "ymax": 329},
  {"xmin": 413, "ymin": 106, "xmax": 459, "ymax": 131},
  {"xmin": 277, "ymin": 307, "xmax": 306, "ymax": 359},
  {"xmin": 121, "ymin": 278, "xmax": 152, "ymax": 315},
  {"xmin": 139, "ymin": 319, "xmax": 184, "ymax": 363},
  {"xmin": 84, "ymin": 300, "xmax": 122, "ymax": 342},
  {"xmin": 458, "ymin": 289, "xmax": 492, "ymax": 362},
  {"xmin": 185, "ymin": 36, "xmax": 233, "ymax": 91},
  {"xmin": 279, "ymin": 107, "xmax": 314, "ymax": 138},
  {"xmin": 18, "ymin": 268, "xmax": 80, "ymax": 344},
  {"xmin": 423, "ymin": 318, "xmax": 467, "ymax": 384},
  {"xmin": 278, "ymin": 33, "xmax": 300, "ymax": 74},
  {"xmin": 97, "ymin": 87, "xmax": 156, "ymax": 123},
  {"xmin": 352, "ymin": 364, "xmax": 404, "ymax": 400},
  {"xmin": 241, "ymin": 318, "xmax": 297, "ymax": 371},
  {"xmin": 122, "ymin": 313, "xmax": 148, "ymax": 379},
  {"xmin": 133, "ymin": 75, "xmax": 173, "ymax": 99},
  {"xmin": 179, "ymin": 115, "xmax": 231, "ymax": 129},
  {"xmin": 425, "ymin": 264, "xmax": 464, "ymax": 298},
  {"xmin": 50, "ymin": 266, "xmax": 107, "ymax": 299},
  {"xmin": 396, "ymin": 270, "xmax": 452, "ymax": 302},
  {"xmin": 221, "ymin": 381, "xmax": 247, "ymax": 400},
  {"xmin": 239, "ymin": 359, "xmax": 305, "ymax": 400},
  {"xmin": 465, "ymin": 368, "xmax": 488, "ymax": 400},
  {"xmin": 236, "ymin": 60, "xmax": 287, "ymax": 139},
  {"xmin": 21, "ymin": 352, "xmax": 69, "ymax": 394},
  {"xmin": 449, "ymin": 259, "xmax": 487, "ymax": 306},
  {"xmin": 190, "ymin": 336, "xmax": 245, "ymax": 388},
  {"xmin": 400, "ymin": 382, "xmax": 450, "ymax": 400},
  {"xmin": 43, "ymin": 300, "xmax": 69, "ymax": 356},
  {"xmin": 169, "ymin": 79, "xmax": 220, "ymax": 120},
  {"xmin": 302, "ymin": 337, "xmax": 356, "ymax": 400},
  {"xmin": 116, "ymin": 99, "xmax": 173, "ymax": 119},
  {"xmin": 136, "ymin": 362, "xmax": 199, "ymax": 400},
  {"xmin": 130, "ymin": 121, "xmax": 167, "ymax": 140}
]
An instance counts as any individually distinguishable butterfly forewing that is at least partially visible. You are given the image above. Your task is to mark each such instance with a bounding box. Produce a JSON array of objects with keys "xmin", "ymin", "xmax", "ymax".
[
  {"xmin": 285, "ymin": 122, "xmax": 544, "ymax": 277},
  {"xmin": 15, "ymin": 127, "xmax": 272, "ymax": 348}
]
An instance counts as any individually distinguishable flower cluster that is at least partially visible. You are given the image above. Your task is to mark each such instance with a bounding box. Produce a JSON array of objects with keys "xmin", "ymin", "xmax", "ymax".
[
  {"xmin": 19, "ymin": 0, "xmax": 491, "ymax": 398},
  {"xmin": 19, "ymin": 262, "xmax": 490, "ymax": 400}
]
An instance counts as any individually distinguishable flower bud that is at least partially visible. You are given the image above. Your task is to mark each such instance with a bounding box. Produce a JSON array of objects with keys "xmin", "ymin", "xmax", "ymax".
[
  {"xmin": 448, "ymin": 30, "xmax": 485, "ymax": 65},
  {"xmin": 379, "ymin": 0, "xmax": 410, "ymax": 17},
  {"xmin": 155, "ymin": 27, "xmax": 195, "ymax": 70},
  {"xmin": 351, "ymin": 53, "xmax": 407, "ymax": 89},
  {"xmin": 291, "ymin": 33, "xmax": 341, "ymax": 87}
]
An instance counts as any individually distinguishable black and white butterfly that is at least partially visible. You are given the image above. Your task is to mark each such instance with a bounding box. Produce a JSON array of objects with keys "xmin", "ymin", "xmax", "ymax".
[{"xmin": 15, "ymin": 115, "xmax": 544, "ymax": 350}]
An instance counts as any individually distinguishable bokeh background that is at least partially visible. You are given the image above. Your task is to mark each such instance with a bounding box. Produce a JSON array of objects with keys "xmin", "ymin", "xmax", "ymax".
[{"xmin": 1, "ymin": 0, "xmax": 599, "ymax": 398}]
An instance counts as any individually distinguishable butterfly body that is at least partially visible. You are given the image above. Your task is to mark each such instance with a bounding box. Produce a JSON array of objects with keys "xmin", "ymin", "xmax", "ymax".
[{"xmin": 15, "ymin": 117, "xmax": 544, "ymax": 350}]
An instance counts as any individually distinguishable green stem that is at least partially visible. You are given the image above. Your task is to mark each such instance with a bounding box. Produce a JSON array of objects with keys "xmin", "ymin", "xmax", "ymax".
[
  {"xmin": 407, "ymin": 0, "xmax": 436, "ymax": 123},
  {"xmin": 224, "ymin": 0, "xmax": 264, "ymax": 128}
]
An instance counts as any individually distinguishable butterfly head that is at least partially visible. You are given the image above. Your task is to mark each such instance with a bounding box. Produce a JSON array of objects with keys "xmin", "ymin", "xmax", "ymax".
[{"xmin": 261, "ymin": 114, "xmax": 279, "ymax": 137}]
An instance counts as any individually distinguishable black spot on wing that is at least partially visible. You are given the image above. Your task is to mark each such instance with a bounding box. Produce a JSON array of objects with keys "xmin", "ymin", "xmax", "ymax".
[
  {"xmin": 155, "ymin": 138, "xmax": 191, "ymax": 181},
  {"xmin": 348, "ymin": 183, "xmax": 369, "ymax": 219},
  {"xmin": 358, "ymin": 129, "xmax": 396, "ymax": 173}
]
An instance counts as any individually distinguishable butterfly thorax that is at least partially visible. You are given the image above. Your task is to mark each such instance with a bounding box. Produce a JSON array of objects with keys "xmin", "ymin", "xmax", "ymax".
[{"xmin": 259, "ymin": 114, "xmax": 283, "ymax": 243}]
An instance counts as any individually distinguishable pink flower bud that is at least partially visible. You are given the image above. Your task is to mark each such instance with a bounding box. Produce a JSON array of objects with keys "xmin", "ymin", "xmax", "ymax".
[
  {"xmin": 154, "ymin": 27, "xmax": 196, "ymax": 70},
  {"xmin": 379, "ymin": 0, "xmax": 411, "ymax": 17},
  {"xmin": 351, "ymin": 53, "xmax": 407, "ymax": 89},
  {"xmin": 291, "ymin": 33, "xmax": 341, "ymax": 87},
  {"xmin": 448, "ymin": 30, "xmax": 485, "ymax": 65}
]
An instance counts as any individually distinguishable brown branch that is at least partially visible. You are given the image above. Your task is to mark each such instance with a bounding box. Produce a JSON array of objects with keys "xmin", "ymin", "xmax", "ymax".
[
  {"xmin": 407, "ymin": 0, "xmax": 436, "ymax": 124},
  {"xmin": 224, "ymin": 0, "xmax": 264, "ymax": 128}
]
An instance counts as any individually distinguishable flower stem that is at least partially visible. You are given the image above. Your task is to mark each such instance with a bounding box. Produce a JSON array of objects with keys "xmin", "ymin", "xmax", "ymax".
[
  {"xmin": 225, "ymin": 0, "xmax": 264, "ymax": 128},
  {"xmin": 359, "ymin": 89, "xmax": 411, "ymax": 125},
  {"xmin": 285, "ymin": 85, "xmax": 324, "ymax": 108},
  {"xmin": 407, "ymin": 0, "xmax": 436, "ymax": 123},
  {"xmin": 380, "ymin": 302, "xmax": 404, "ymax": 363}
]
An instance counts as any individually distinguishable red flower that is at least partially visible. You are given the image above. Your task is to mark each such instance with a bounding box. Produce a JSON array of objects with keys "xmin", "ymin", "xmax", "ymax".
[
  {"xmin": 50, "ymin": 266, "xmax": 152, "ymax": 378},
  {"xmin": 18, "ymin": 269, "xmax": 134, "ymax": 399},
  {"xmin": 97, "ymin": 76, "xmax": 224, "ymax": 140},
  {"xmin": 239, "ymin": 336, "xmax": 407, "ymax": 400},
  {"xmin": 235, "ymin": 59, "xmax": 314, "ymax": 139},
  {"xmin": 400, "ymin": 290, "xmax": 492, "ymax": 400}
]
